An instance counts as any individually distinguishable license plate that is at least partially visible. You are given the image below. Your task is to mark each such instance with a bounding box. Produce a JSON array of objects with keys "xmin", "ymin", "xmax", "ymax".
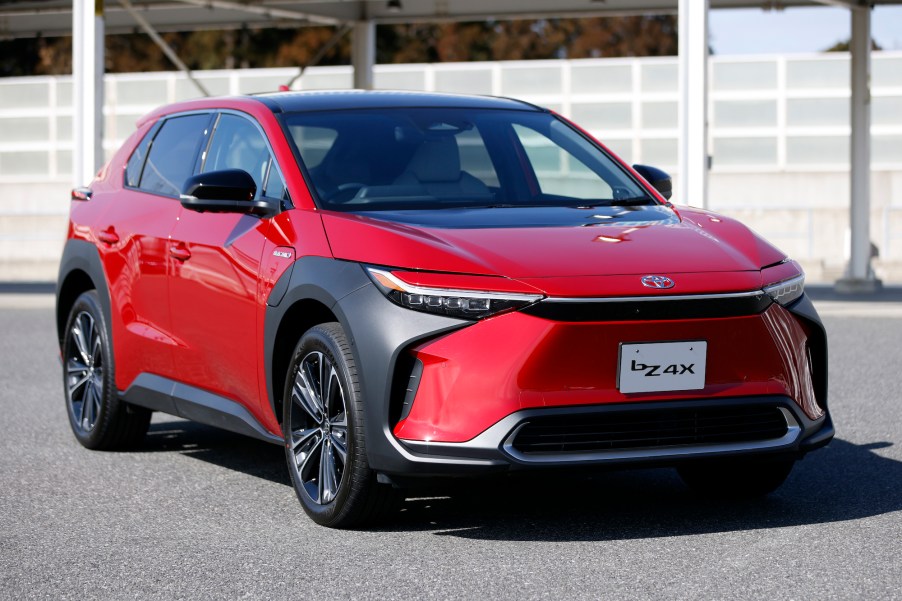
[{"xmin": 618, "ymin": 341, "xmax": 707, "ymax": 394}]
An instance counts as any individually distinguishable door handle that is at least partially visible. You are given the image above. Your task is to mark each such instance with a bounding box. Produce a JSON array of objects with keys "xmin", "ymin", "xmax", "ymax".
[
  {"xmin": 169, "ymin": 243, "xmax": 192, "ymax": 261},
  {"xmin": 96, "ymin": 227, "xmax": 119, "ymax": 245}
]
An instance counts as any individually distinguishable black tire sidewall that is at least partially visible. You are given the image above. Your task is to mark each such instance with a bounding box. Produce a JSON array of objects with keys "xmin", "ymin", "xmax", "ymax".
[
  {"xmin": 62, "ymin": 290, "xmax": 119, "ymax": 449},
  {"xmin": 282, "ymin": 323, "xmax": 367, "ymax": 526}
]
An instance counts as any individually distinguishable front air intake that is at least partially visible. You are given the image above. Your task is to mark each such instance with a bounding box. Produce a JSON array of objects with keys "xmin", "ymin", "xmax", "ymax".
[{"xmin": 511, "ymin": 405, "xmax": 789, "ymax": 455}]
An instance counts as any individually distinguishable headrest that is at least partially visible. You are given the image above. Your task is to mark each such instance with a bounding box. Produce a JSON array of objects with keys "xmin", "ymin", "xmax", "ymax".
[{"xmin": 407, "ymin": 137, "xmax": 461, "ymax": 183}]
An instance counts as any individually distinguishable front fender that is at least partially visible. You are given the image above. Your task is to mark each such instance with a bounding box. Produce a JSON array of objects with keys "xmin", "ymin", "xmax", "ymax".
[{"xmin": 263, "ymin": 257, "xmax": 468, "ymax": 471}]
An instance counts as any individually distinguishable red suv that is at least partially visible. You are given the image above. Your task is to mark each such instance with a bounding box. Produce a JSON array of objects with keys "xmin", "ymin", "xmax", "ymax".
[{"xmin": 57, "ymin": 91, "xmax": 833, "ymax": 527}]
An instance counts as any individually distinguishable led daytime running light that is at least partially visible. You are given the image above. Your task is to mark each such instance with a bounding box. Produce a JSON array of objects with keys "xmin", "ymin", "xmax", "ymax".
[
  {"xmin": 366, "ymin": 267, "xmax": 543, "ymax": 319},
  {"xmin": 764, "ymin": 274, "xmax": 805, "ymax": 306}
]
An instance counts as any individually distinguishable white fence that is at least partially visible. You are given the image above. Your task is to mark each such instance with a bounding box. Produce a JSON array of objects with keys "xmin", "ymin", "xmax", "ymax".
[{"xmin": 1, "ymin": 52, "xmax": 901, "ymax": 281}]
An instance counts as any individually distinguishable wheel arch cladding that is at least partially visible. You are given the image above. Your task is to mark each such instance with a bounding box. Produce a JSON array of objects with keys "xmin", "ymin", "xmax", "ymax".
[
  {"xmin": 56, "ymin": 240, "xmax": 112, "ymax": 351},
  {"xmin": 270, "ymin": 298, "xmax": 339, "ymax": 423},
  {"xmin": 264, "ymin": 258, "xmax": 469, "ymax": 475},
  {"xmin": 264, "ymin": 258, "xmax": 372, "ymax": 424}
]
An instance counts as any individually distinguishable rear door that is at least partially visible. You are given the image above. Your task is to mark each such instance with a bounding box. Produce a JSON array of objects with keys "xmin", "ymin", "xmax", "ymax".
[
  {"xmin": 98, "ymin": 112, "xmax": 213, "ymax": 390},
  {"xmin": 167, "ymin": 111, "xmax": 287, "ymax": 424}
]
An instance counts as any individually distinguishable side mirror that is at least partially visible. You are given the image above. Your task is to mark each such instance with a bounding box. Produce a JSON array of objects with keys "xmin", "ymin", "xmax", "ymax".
[
  {"xmin": 180, "ymin": 169, "xmax": 274, "ymax": 216},
  {"xmin": 632, "ymin": 164, "xmax": 672, "ymax": 201}
]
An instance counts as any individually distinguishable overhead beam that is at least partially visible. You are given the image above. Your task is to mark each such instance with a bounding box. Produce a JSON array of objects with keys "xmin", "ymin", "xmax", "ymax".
[
  {"xmin": 169, "ymin": 0, "xmax": 340, "ymax": 25},
  {"xmin": 809, "ymin": 0, "xmax": 867, "ymax": 7}
]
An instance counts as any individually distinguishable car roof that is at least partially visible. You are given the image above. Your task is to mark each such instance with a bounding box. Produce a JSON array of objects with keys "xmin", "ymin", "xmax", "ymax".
[
  {"xmin": 253, "ymin": 90, "xmax": 544, "ymax": 113},
  {"xmin": 136, "ymin": 90, "xmax": 546, "ymax": 129}
]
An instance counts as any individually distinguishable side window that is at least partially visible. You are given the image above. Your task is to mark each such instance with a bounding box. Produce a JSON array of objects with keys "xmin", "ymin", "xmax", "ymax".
[
  {"xmin": 456, "ymin": 127, "xmax": 499, "ymax": 187},
  {"xmin": 203, "ymin": 114, "xmax": 273, "ymax": 200},
  {"xmin": 124, "ymin": 128, "xmax": 153, "ymax": 187},
  {"xmin": 511, "ymin": 123, "xmax": 614, "ymax": 200},
  {"xmin": 288, "ymin": 125, "xmax": 338, "ymax": 170},
  {"xmin": 139, "ymin": 114, "xmax": 211, "ymax": 196},
  {"xmin": 263, "ymin": 163, "xmax": 288, "ymax": 200}
]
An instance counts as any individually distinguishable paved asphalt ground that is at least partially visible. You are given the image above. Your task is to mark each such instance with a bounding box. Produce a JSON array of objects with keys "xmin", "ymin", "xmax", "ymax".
[{"xmin": 1, "ymin": 289, "xmax": 900, "ymax": 600}]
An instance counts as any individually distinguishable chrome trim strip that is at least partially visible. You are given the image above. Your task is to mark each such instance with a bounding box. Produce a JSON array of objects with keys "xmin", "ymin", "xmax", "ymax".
[
  {"xmin": 399, "ymin": 405, "xmax": 802, "ymax": 465},
  {"xmin": 500, "ymin": 407, "xmax": 801, "ymax": 464},
  {"xmin": 542, "ymin": 289, "xmax": 766, "ymax": 304}
]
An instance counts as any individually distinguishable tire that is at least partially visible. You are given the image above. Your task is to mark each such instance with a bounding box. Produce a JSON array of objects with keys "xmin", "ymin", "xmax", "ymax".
[
  {"xmin": 677, "ymin": 456, "xmax": 795, "ymax": 498},
  {"xmin": 62, "ymin": 290, "xmax": 151, "ymax": 450},
  {"xmin": 283, "ymin": 322, "xmax": 402, "ymax": 528}
]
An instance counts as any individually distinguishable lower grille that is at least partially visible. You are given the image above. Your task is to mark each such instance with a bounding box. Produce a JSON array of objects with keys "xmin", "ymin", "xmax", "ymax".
[{"xmin": 510, "ymin": 405, "xmax": 789, "ymax": 455}]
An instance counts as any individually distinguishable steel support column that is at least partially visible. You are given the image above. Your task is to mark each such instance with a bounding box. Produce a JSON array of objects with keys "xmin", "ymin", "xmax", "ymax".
[
  {"xmin": 72, "ymin": 0, "xmax": 104, "ymax": 186},
  {"xmin": 352, "ymin": 20, "xmax": 375, "ymax": 90},
  {"xmin": 678, "ymin": 0, "xmax": 709, "ymax": 209},
  {"xmin": 837, "ymin": 5, "xmax": 881, "ymax": 292}
]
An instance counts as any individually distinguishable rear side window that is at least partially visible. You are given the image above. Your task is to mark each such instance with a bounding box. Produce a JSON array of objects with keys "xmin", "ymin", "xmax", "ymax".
[
  {"xmin": 139, "ymin": 114, "xmax": 210, "ymax": 197},
  {"xmin": 125, "ymin": 129, "xmax": 153, "ymax": 187}
]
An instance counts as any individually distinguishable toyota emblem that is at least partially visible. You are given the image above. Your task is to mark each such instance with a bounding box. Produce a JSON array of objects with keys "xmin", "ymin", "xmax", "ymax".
[{"xmin": 641, "ymin": 275, "xmax": 675, "ymax": 289}]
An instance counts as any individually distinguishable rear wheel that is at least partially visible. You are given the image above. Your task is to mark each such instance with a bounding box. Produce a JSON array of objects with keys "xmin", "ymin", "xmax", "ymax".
[
  {"xmin": 283, "ymin": 322, "xmax": 402, "ymax": 528},
  {"xmin": 677, "ymin": 457, "xmax": 795, "ymax": 498},
  {"xmin": 63, "ymin": 290, "xmax": 151, "ymax": 449}
]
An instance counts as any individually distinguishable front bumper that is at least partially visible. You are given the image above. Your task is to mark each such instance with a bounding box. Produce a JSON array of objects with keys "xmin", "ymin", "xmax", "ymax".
[
  {"xmin": 397, "ymin": 395, "xmax": 833, "ymax": 474},
  {"xmin": 334, "ymin": 275, "xmax": 831, "ymax": 477}
]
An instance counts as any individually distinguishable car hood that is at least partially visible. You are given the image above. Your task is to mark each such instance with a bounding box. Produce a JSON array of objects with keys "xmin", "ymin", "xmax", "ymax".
[{"xmin": 321, "ymin": 204, "xmax": 787, "ymax": 296}]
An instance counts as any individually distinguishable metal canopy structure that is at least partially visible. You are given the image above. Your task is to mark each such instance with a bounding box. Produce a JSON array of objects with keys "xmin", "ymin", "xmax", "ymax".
[
  {"xmin": 0, "ymin": 0, "xmax": 891, "ymax": 290},
  {"xmin": 1, "ymin": 0, "xmax": 898, "ymax": 36}
]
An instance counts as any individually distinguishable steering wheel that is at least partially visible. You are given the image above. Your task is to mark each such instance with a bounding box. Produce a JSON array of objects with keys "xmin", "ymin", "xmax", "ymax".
[{"xmin": 324, "ymin": 182, "xmax": 366, "ymax": 203}]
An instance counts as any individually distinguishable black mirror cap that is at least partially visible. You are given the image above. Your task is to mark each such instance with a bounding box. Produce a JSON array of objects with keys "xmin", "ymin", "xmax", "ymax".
[
  {"xmin": 180, "ymin": 169, "xmax": 275, "ymax": 216},
  {"xmin": 632, "ymin": 164, "xmax": 673, "ymax": 201},
  {"xmin": 183, "ymin": 168, "xmax": 257, "ymax": 201}
]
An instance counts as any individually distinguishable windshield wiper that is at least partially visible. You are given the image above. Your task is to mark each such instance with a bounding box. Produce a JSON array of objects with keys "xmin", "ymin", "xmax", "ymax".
[
  {"xmin": 581, "ymin": 197, "xmax": 656, "ymax": 207},
  {"xmin": 483, "ymin": 203, "xmax": 556, "ymax": 209}
]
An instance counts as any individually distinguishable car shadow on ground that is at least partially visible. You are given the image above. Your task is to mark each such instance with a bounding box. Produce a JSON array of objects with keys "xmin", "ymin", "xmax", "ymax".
[
  {"xmin": 143, "ymin": 419, "xmax": 291, "ymax": 486},
  {"xmin": 143, "ymin": 420, "xmax": 900, "ymax": 541}
]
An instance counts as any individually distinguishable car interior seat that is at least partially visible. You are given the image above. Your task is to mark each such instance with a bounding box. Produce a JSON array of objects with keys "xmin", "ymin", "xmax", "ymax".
[{"xmin": 393, "ymin": 136, "xmax": 492, "ymax": 199}]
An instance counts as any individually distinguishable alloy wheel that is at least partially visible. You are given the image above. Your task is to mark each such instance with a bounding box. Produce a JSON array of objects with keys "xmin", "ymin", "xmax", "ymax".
[
  {"xmin": 65, "ymin": 310, "xmax": 104, "ymax": 433},
  {"xmin": 288, "ymin": 350, "xmax": 349, "ymax": 505}
]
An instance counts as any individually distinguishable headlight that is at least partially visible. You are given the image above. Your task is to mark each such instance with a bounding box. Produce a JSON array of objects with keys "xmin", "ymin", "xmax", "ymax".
[
  {"xmin": 365, "ymin": 267, "xmax": 543, "ymax": 320},
  {"xmin": 764, "ymin": 274, "xmax": 805, "ymax": 306}
]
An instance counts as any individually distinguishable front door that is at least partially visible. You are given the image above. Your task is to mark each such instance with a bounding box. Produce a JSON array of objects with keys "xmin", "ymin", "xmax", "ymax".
[{"xmin": 167, "ymin": 112, "xmax": 286, "ymax": 426}]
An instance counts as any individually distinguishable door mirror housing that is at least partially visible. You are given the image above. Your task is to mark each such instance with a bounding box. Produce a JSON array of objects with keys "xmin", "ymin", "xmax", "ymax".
[
  {"xmin": 632, "ymin": 164, "xmax": 673, "ymax": 201},
  {"xmin": 180, "ymin": 169, "xmax": 275, "ymax": 216}
]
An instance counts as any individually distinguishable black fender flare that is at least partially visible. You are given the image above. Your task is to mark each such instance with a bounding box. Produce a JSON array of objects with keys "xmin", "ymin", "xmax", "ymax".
[
  {"xmin": 263, "ymin": 257, "xmax": 370, "ymax": 421},
  {"xmin": 263, "ymin": 257, "xmax": 468, "ymax": 472},
  {"xmin": 56, "ymin": 239, "xmax": 113, "ymax": 351}
]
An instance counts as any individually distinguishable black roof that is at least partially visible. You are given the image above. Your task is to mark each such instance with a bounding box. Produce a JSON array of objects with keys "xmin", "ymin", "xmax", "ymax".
[{"xmin": 254, "ymin": 90, "xmax": 543, "ymax": 113}]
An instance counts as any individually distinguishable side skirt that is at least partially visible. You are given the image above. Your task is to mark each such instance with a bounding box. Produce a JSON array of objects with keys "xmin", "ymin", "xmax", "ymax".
[{"xmin": 121, "ymin": 373, "xmax": 283, "ymax": 445}]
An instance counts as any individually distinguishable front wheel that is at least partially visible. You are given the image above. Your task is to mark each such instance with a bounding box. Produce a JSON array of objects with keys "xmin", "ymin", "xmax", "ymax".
[
  {"xmin": 283, "ymin": 323, "xmax": 402, "ymax": 528},
  {"xmin": 677, "ymin": 457, "xmax": 795, "ymax": 498},
  {"xmin": 63, "ymin": 290, "xmax": 150, "ymax": 450}
]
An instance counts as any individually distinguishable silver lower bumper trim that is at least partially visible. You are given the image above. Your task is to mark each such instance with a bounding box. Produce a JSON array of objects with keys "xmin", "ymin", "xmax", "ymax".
[{"xmin": 399, "ymin": 405, "xmax": 803, "ymax": 466}]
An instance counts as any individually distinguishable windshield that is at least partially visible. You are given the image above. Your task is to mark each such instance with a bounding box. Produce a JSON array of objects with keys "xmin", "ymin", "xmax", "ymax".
[{"xmin": 281, "ymin": 107, "xmax": 653, "ymax": 212}]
